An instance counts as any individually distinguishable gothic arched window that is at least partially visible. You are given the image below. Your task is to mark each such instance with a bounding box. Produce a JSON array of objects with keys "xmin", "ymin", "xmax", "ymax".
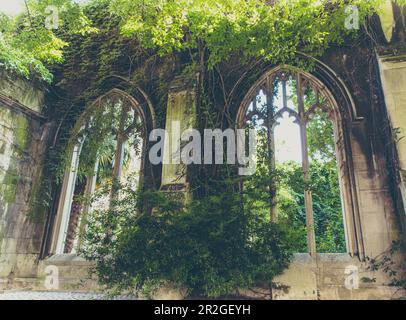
[
  {"xmin": 238, "ymin": 67, "xmax": 350, "ymax": 255},
  {"xmin": 50, "ymin": 90, "xmax": 147, "ymax": 255}
]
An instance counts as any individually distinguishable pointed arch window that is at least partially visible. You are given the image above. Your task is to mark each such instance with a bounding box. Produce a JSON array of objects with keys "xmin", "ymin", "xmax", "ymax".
[
  {"xmin": 50, "ymin": 91, "xmax": 147, "ymax": 255},
  {"xmin": 239, "ymin": 67, "xmax": 349, "ymax": 255}
]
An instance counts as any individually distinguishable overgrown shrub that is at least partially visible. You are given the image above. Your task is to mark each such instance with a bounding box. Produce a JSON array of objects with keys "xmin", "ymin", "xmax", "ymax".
[{"xmin": 82, "ymin": 187, "xmax": 293, "ymax": 298}]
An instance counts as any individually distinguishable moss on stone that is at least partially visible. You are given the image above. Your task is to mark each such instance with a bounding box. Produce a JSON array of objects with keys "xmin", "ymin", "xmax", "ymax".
[
  {"xmin": 13, "ymin": 115, "xmax": 29, "ymax": 153},
  {"xmin": 1, "ymin": 167, "xmax": 20, "ymax": 203}
]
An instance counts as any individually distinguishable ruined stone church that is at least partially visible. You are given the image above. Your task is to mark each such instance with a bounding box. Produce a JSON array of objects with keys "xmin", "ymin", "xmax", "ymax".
[{"xmin": 1, "ymin": 3, "xmax": 406, "ymax": 299}]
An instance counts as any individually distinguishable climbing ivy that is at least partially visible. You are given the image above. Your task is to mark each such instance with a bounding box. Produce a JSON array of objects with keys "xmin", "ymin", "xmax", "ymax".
[
  {"xmin": 109, "ymin": 0, "xmax": 381, "ymax": 67},
  {"xmin": 82, "ymin": 180, "xmax": 293, "ymax": 298},
  {"xmin": 1, "ymin": 0, "xmax": 406, "ymax": 82},
  {"xmin": 0, "ymin": 0, "xmax": 96, "ymax": 82}
]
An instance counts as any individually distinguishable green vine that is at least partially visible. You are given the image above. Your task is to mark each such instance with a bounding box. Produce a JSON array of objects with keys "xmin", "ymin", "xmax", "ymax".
[{"xmin": 2, "ymin": 0, "xmax": 406, "ymax": 82}]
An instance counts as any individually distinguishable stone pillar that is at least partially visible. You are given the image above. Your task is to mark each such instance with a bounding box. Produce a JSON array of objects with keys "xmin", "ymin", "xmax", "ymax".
[
  {"xmin": 378, "ymin": 56, "xmax": 406, "ymax": 215},
  {"xmin": 0, "ymin": 72, "xmax": 48, "ymax": 285},
  {"xmin": 378, "ymin": 1, "xmax": 396, "ymax": 43},
  {"xmin": 376, "ymin": 1, "xmax": 406, "ymax": 238},
  {"xmin": 161, "ymin": 74, "xmax": 199, "ymax": 195}
]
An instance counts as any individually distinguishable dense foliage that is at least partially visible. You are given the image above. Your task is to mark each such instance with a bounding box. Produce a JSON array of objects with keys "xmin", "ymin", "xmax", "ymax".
[
  {"xmin": 78, "ymin": 95, "xmax": 346, "ymax": 297},
  {"xmin": 245, "ymin": 109, "xmax": 346, "ymax": 254},
  {"xmin": 0, "ymin": 0, "xmax": 95, "ymax": 82},
  {"xmin": 82, "ymin": 186, "xmax": 293, "ymax": 298},
  {"xmin": 1, "ymin": 0, "xmax": 406, "ymax": 82},
  {"xmin": 275, "ymin": 161, "xmax": 347, "ymax": 253}
]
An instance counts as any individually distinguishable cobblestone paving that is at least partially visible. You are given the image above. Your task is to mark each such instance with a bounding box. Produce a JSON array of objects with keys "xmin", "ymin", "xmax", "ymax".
[{"xmin": 0, "ymin": 291, "xmax": 135, "ymax": 300}]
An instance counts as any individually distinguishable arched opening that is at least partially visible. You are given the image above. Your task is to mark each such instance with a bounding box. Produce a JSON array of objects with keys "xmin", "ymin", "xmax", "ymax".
[
  {"xmin": 237, "ymin": 66, "xmax": 359, "ymax": 256},
  {"xmin": 49, "ymin": 89, "xmax": 149, "ymax": 255}
]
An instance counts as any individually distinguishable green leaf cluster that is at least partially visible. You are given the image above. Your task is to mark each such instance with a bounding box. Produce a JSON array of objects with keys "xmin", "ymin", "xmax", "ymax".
[
  {"xmin": 82, "ymin": 187, "xmax": 293, "ymax": 298},
  {"xmin": 109, "ymin": 0, "xmax": 402, "ymax": 67},
  {"xmin": 2, "ymin": 0, "xmax": 406, "ymax": 82},
  {"xmin": 0, "ymin": 0, "xmax": 96, "ymax": 82}
]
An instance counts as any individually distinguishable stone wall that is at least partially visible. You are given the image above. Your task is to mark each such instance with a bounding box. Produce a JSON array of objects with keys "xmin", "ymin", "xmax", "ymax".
[
  {"xmin": 378, "ymin": 56, "xmax": 406, "ymax": 233},
  {"xmin": 0, "ymin": 71, "xmax": 50, "ymax": 289},
  {"xmin": 30, "ymin": 254, "xmax": 405, "ymax": 299}
]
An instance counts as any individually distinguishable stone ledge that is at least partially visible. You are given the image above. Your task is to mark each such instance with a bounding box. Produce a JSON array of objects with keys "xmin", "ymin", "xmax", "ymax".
[
  {"xmin": 293, "ymin": 253, "xmax": 355, "ymax": 263},
  {"xmin": 43, "ymin": 254, "xmax": 95, "ymax": 267},
  {"xmin": 0, "ymin": 71, "xmax": 44, "ymax": 115}
]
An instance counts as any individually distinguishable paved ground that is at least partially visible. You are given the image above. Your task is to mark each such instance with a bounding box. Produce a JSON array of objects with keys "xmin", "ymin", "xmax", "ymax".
[{"xmin": 0, "ymin": 291, "xmax": 135, "ymax": 300}]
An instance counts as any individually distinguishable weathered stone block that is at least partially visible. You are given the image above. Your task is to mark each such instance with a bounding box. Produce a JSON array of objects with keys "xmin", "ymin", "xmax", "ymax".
[{"xmin": 0, "ymin": 72, "xmax": 44, "ymax": 114}]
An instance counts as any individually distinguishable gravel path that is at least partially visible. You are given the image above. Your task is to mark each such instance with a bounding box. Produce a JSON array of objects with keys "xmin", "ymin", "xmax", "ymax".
[{"xmin": 0, "ymin": 291, "xmax": 135, "ymax": 300}]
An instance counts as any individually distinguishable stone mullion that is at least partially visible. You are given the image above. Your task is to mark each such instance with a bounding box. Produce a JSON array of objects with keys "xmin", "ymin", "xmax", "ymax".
[
  {"xmin": 297, "ymin": 74, "xmax": 317, "ymax": 256},
  {"xmin": 266, "ymin": 77, "xmax": 277, "ymax": 221},
  {"xmin": 110, "ymin": 105, "xmax": 128, "ymax": 201},
  {"xmin": 76, "ymin": 158, "xmax": 99, "ymax": 253},
  {"xmin": 53, "ymin": 142, "xmax": 83, "ymax": 254}
]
